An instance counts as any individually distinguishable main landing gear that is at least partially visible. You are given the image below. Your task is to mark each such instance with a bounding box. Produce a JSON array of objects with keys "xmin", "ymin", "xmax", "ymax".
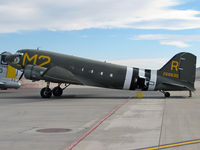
[
  {"xmin": 40, "ymin": 82, "xmax": 70, "ymax": 98},
  {"xmin": 160, "ymin": 90, "xmax": 170, "ymax": 98},
  {"xmin": 52, "ymin": 86, "xmax": 63, "ymax": 97}
]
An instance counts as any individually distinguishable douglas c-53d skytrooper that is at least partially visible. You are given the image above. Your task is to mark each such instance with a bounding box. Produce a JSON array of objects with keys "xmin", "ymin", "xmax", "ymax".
[{"xmin": 6, "ymin": 49, "xmax": 196, "ymax": 98}]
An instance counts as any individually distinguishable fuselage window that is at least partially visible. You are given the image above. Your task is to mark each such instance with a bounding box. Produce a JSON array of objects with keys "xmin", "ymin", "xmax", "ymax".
[
  {"xmin": 100, "ymin": 72, "xmax": 103, "ymax": 76},
  {"xmin": 90, "ymin": 70, "xmax": 94, "ymax": 74},
  {"xmin": 110, "ymin": 73, "xmax": 113, "ymax": 77},
  {"xmin": 81, "ymin": 68, "xmax": 84, "ymax": 71}
]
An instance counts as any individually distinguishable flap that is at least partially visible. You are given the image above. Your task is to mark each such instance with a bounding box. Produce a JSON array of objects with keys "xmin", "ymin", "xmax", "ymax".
[{"xmin": 42, "ymin": 66, "xmax": 82, "ymax": 84}]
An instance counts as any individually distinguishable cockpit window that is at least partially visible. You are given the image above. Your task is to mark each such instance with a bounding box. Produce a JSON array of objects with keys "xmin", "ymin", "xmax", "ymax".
[
  {"xmin": 12, "ymin": 51, "xmax": 23, "ymax": 64},
  {"xmin": 14, "ymin": 56, "xmax": 21, "ymax": 64}
]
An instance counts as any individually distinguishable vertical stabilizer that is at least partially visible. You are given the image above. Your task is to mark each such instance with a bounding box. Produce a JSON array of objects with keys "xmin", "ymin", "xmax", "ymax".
[{"xmin": 158, "ymin": 52, "xmax": 196, "ymax": 88}]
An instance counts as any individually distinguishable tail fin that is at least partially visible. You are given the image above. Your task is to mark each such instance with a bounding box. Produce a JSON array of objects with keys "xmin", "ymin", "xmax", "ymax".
[{"xmin": 159, "ymin": 52, "xmax": 196, "ymax": 86}]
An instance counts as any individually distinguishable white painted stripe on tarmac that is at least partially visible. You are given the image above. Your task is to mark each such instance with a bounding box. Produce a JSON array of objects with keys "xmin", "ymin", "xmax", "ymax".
[{"xmin": 123, "ymin": 67, "xmax": 133, "ymax": 90}]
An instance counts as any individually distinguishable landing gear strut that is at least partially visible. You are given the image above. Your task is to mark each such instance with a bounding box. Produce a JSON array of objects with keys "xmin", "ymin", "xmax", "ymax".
[
  {"xmin": 189, "ymin": 91, "xmax": 192, "ymax": 97},
  {"xmin": 160, "ymin": 90, "xmax": 170, "ymax": 98},
  {"xmin": 40, "ymin": 82, "xmax": 52, "ymax": 98}
]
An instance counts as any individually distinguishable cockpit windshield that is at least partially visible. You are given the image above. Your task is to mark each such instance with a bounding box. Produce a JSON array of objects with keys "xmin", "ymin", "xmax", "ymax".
[
  {"xmin": 12, "ymin": 51, "xmax": 23, "ymax": 64},
  {"xmin": 15, "ymin": 51, "xmax": 23, "ymax": 56}
]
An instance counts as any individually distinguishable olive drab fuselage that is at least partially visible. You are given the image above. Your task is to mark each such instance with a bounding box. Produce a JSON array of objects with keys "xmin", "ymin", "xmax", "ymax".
[{"xmin": 7, "ymin": 49, "xmax": 196, "ymax": 93}]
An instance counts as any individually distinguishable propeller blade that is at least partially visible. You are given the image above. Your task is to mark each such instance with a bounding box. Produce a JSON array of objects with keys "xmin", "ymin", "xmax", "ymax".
[{"xmin": 18, "ymin": 72, "xmax": 24, "ymax": 81}]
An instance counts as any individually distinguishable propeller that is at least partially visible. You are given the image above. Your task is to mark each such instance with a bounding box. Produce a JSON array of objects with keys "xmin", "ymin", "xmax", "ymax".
[
  {"xmin": 17, "ymin": 58, "xmax": 26, "ymax": 81},
  {"xmin": 17, "ymin": 67, "xmax": 25, "ymax": 81},
  {"xmin": 18, "ymin": 71, "xmax": 24, "ymax": 81}
]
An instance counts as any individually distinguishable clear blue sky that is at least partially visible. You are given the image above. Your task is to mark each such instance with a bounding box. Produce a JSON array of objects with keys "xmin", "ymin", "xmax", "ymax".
[{"xmin": 0, "ymin": 0, "xmax": 199, "ymax": 67}]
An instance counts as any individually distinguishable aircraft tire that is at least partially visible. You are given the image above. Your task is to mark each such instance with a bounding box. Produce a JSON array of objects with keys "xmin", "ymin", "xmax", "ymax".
[
  {"xmin": 165, "ymin": 92, "xmax": 170, "ymax": 98},
  {"xmin": 40, "ymin": 87, "xmax": 52, "ymax": 98},
  {"xmin": 52, "ymin": 86, "xmax": 63, "ymax": 97}
]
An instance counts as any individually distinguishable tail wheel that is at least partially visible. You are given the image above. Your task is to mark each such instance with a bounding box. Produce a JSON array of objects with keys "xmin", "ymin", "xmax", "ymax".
[
  {"xmin": 52, "ymin": 86, "xmax": 63, "ymax": 97},
  {"xmin": 40, "ymin": 87, "xmax": 52, "ymax": 98},
  {"xmin": 165, "ymin": 92, "xmax": 170, "ymax": 98}
]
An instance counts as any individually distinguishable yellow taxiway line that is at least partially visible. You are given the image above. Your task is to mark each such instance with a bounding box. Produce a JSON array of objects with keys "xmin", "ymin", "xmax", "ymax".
[{"xmin": 142, "ymin": 139, "xmax": 200, "ymax": 150}]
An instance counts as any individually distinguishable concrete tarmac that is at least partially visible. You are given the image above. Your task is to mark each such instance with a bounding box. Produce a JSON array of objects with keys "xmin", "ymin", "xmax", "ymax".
[{"xmin": 0, "ymin": 82, "xmax": 200, "ymax": 150}]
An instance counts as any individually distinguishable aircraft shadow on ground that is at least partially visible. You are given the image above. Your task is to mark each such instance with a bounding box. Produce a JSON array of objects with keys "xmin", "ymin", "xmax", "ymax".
[{"xmin": 0, "ymin": 94, "xmax": 188, "ymax": 100}]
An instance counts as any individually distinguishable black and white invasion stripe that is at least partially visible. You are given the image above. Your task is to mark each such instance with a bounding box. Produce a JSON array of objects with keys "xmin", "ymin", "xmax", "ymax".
[{"xmin": 123, "ymin": 67, "xmax": 157, "ymax": 91}]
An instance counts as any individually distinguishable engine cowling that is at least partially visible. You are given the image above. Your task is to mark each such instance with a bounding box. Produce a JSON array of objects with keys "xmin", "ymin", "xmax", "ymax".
[{"xmin": 24, "ymin": 65, "xmax": 47, "ymax": 81}]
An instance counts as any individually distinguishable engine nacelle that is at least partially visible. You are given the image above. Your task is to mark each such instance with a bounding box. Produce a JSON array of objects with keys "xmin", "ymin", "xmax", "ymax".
[{"xmin": 24, "ymin": 65, "xmax": 47, "ymax": 81}]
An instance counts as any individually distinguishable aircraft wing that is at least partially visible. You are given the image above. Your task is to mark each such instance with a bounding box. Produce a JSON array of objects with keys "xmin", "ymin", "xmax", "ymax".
[
  {"xmin": 41, "ymin": 66, "xmax": 83, "ymax": 84},
  {"xmin": 40, "ymin": 66, "xmax": 103, "ymax": 87}
]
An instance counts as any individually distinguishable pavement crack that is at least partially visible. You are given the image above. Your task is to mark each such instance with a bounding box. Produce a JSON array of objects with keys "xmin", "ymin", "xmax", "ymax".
[
  {"xmin": 17, "ymin": 127, "xmax": 38, "ymax": 134},
  {"xmin": 158, "ymin": 99, "xmax": 166, "ymax": 148}
]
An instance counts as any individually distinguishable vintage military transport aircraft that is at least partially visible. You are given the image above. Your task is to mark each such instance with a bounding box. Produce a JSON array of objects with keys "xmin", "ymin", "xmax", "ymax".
[{"xmin": 5, "ymin": 49, "xmax": 196, "ymax": 98}]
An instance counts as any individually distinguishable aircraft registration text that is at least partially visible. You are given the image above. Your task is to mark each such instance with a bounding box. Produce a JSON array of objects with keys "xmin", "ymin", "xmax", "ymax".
[
  {"xmin": 162, "ymin": 72, "xmax": 179, "ymax": 78},
  {"xmin": 22, "ymin": 53, "xmax": 51, "ymax": 67}
]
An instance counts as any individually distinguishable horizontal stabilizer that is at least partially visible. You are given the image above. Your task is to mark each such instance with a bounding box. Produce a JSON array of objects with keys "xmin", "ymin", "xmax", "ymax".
[{"xmin": 162, "ymin": 81, "xmax": 195, "ymax": 91}]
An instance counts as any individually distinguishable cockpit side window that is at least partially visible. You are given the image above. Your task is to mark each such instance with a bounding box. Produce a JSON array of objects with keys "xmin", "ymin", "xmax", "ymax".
[
  {"xmin": 14, "ymin": 51, "xmax": 24, "ymax": 64},
  {"xmin": 13, "ymin": 56, "xmax": 21, "ymax": 64}
]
